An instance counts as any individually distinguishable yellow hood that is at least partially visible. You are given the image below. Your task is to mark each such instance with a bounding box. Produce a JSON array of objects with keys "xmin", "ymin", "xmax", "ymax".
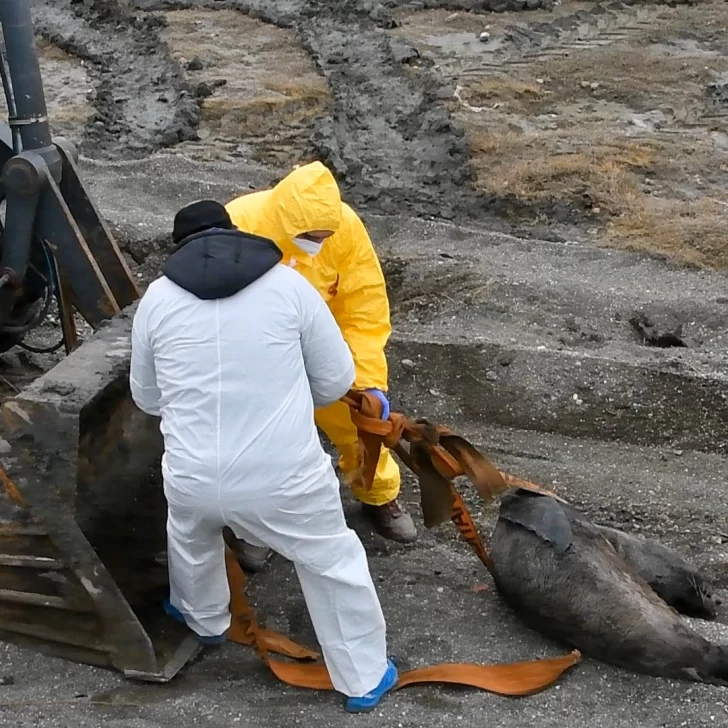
[{"xmin": 262, "ymin": 162, "xmax": 342, "ymax": 256}]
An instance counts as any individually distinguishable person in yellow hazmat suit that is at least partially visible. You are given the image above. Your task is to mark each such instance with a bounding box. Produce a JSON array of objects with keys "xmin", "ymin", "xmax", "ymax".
[{"xmin": 224, "ymin": 161, "xmax": 418, "ymax": 572}]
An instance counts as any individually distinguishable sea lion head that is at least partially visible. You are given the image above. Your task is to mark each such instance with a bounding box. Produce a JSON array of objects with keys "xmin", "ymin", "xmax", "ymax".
[{"xmin": 671, "ymin": 573, "xmax": 721, "ymax": 621}]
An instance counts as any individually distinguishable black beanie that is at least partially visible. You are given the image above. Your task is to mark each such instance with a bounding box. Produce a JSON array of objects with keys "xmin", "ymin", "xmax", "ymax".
[{"xmin": 172, "ymin": 200, "xmax": 234, "ymax": 244}]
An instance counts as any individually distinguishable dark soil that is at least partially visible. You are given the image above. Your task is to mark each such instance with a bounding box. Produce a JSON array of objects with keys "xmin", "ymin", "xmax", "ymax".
[
  {"xmin": 32, "ymin": 0, "xmax": 200, "ymax": 157},
  {"xmin": 23, "ymin": 0, "xmax": 728, "ymax": 249},
  {"xmin": 30, "ymin": 0, "xmax": 536, "ymax": 226}
]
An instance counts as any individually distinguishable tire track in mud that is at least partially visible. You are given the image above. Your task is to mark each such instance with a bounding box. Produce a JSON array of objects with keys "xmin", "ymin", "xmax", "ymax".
[
  {"xmin": 381, "ymin": 0, "xmax": 553, "ymax": 11},
  {"xmin": 495, "ymin": 0, "xmax": 679, "ymax": 62},
  {"xmin": 442, "ymin": 0, "xmax": 700, "ymax": 76},
  {"xmin": 451, "ymin": 0, "xmax": 728, "ymax": 142},
  {"xmin": 496, "ymin": 0, "xmax": 728, "ymax": 125},
  {"xmin": 35, "ymin": 0, "xmax": 712, "ymax": 226},
  {"xmin": 298, "ymin": 1, "xmax": 479, "ymax": 218},
  {"xmin": 32, "ymin": 0, "xmax": 200, "ymax": 158},
  {"xmin": 132, "ymin": 0, "xmax": 486, "ymax": 218},
  {"xmin": 500, "ymin": 3, "xmax": 652, "ymax": 60}
]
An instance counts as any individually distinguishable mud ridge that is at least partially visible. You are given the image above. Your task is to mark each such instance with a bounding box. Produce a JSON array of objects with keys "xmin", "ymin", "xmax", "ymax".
[
  {"xmin": 32, "ymin": 0, "xmax": 200, "ymax": 158},
  {"xmin": 132, "ymin": 0, "xmax": 306, "ymax": 25},
  {"xmin": 130, "ymin": 0, "xmax": 489, "ymax": 219},
  {"xmin": 381, "ymin": 0, "xmax": 554, "ymax": 11},
  {"xmin": 300, "ymin": 5, "xmax": 483, "ymax": 217}
]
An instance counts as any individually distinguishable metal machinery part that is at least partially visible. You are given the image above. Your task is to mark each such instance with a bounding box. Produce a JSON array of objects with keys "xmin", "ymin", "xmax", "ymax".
[
  {"xmin": 0, "ymin": 1, "xmax": 200, "ymax": 680},
  {"xmin": 0, "ymin": 1, "xmax": 139, "ymax": 354}
]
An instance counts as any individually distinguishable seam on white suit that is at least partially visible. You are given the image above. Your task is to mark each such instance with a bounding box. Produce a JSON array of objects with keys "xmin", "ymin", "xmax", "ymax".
[{"xmin": 215, "ymin": 300, "xmax": 224, "ymax": 524}]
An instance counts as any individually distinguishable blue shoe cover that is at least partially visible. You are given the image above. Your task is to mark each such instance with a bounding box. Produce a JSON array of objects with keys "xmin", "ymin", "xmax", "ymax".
[
  {"xmin": 345, "ymin": 660, "xmax": 398, "ymax": 713},
  {"xmin": 163, "ymin": 599, "xmax": 226, "ymax": 646},
  {"xmin": 162, "ymin": 599, "xmax": 185, "ymax": 624}
]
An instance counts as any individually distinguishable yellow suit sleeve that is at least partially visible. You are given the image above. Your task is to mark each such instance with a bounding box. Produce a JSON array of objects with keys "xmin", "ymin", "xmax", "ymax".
[{"xmin": 329, "ymin": 210, "xmax": 392, "ymax": 391}]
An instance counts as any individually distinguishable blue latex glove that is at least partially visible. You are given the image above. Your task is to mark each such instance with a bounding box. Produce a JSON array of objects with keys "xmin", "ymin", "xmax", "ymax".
[{"xmin": 365, "ymin": 388, "xmax": 390, "ymax": 420}]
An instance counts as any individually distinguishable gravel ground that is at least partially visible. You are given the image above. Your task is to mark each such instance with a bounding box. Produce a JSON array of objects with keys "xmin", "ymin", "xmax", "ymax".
[
  {"xmin": 1, "ymin": 431, "xmax": 728, "ymax": 728},
  {"xmin": 1, "ymin": 0, "xmax": 728, "ymax": 725}
]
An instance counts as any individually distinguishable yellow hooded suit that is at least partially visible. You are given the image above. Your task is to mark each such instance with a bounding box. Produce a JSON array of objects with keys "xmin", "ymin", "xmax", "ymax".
[{"xmin": 225, "ymin": 162, "xmax": 400, "ymax": 506}]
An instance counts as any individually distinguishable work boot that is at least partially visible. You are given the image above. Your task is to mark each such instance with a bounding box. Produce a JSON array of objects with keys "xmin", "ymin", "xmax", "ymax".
[
  {"xmin": 361, "ymin": 499, "xmax": 417, "ymax": 543},
  {"xmin": 229, "ymin": 540, "xmax": 272, "ymax": 573}
]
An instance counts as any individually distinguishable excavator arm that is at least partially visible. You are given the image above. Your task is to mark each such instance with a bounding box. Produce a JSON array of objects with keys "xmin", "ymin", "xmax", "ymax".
[{"xmin": 0, "ymin": 0, "xmax": 139, "ymax": 355}]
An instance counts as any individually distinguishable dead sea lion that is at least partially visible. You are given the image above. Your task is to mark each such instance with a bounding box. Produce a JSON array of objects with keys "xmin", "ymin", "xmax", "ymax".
[
  {"xmin": 595, "ymin": 523, "xmax": 719, "ymax": 620},
  {"xmin": 548, "ymin": 499, "xmax": 719, "ymax": 620},
  {"xmin": 489, "ymin": 488, "xmax": 728, "ymax": 686}
]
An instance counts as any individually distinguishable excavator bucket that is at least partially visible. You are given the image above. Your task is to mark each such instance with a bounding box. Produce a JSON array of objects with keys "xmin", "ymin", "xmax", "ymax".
[
  {"xmin": 0, "ymin": 307, "xmax": 202, "ymax": 680},
  {"xmin": 0, "ymin": 1, "xmax": 200, "ymax": 680}
]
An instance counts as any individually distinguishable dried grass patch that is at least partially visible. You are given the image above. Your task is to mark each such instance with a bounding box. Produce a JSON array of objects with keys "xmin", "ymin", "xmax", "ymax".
[
  {"xmin": 459, "ymin": 77, "xmax": 547, "ymax": 110},
  {"xmin": 201, "ymin": 91, "xmax": 328, "ymax": 137},
  {"xmin": 469, "ymin": 129, "xmax": 656, "ymax": 215},
  {"xmin": 608, "ymin": 198, "xmax": 728, "ymax": 269}
]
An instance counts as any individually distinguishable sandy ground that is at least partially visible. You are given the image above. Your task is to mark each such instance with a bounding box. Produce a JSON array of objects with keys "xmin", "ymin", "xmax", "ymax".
[
  {"xmin": 1, "ymin": 0, "xmax": 728, "ymax": 726},
  {"xmin": 391, "ymin": 0, "xmax": 728, "ymax": 267}
]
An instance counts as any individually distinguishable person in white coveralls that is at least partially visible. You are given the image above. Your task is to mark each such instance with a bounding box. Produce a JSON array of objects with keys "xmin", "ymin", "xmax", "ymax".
[{"xmin": 129, "ymin": 200, "xmax": 398, "ymax": 712}]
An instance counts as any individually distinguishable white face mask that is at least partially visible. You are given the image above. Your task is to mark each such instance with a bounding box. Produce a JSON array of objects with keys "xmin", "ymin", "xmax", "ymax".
[{"xmin": 293, "ymin": 236, "xmax": 324, "ymax": 257}]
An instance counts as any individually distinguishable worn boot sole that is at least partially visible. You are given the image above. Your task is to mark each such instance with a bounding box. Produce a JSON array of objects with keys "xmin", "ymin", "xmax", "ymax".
[{"xmin": 233, "ymin": 544, "xmax": 272, "ymax": 573}]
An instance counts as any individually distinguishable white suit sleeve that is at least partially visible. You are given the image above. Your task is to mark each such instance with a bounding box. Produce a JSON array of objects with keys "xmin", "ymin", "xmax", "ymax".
[
  {"xmin": 130, "ymin": 306, "xmax": 162, "ymax": 417},
  {"xmin": 298, "ymin": 280, "xmax": 356, "ymax": 408}
]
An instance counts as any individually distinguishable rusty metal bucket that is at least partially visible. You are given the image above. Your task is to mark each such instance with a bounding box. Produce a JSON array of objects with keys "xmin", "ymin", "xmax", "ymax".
[{"xmin": 0, "ymin": 304, "xmax": 201, "ymax": 680}]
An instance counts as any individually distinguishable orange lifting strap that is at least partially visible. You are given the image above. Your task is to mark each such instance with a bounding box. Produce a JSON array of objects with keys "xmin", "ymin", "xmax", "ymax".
[{"xmin": 224, "ymin": 390, "xmax": 581, "ymax": 696}]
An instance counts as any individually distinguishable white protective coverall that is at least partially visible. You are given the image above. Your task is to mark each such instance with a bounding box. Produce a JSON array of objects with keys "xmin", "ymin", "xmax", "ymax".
[{"xmin": 129, "ymin": 222, "xmax": 389, "ymax": 697}]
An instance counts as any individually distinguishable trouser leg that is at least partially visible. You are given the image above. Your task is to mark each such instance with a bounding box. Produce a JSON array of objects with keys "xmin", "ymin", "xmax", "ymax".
[
  {"xmin": 226, "ymin": 467, "xmax": 389, "ymax": 697},
  {"xmin": 223, "ymin": 525, "xmax": 272, "ymax": 573},
  {"xmin": 315, "ymin": 399, "xmax": 417, "ymax": 543},
  {"xmin": 166, "ymin": 495, "xmax": 231, "ymax": 638},
  {"xmin": 314, "ymin": 399, "xmax": 401, "ymax": 505},
  {"xmin": 293, "ymin": 536, "xmax": 388, "ymax": 696}
]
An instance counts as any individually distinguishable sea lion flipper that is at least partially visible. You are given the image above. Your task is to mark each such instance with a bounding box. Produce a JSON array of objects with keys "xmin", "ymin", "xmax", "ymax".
[{"xmin": 499, "ymin": 489, "xmax": 573, "ymax": 553}]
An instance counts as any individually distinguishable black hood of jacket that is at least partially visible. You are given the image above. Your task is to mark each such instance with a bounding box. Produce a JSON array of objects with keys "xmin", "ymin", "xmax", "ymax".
[{"xmin": 162, "ymin": 228, "xmax": 283, "ymax": 300}]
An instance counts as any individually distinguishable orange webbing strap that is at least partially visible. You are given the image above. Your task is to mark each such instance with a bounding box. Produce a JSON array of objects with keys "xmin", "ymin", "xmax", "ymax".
[
  {"xmin": 222, "ymin": 390, "xmax": 581, "ymax": 697},
  {"xmin": 224, "ymin": 547, "xmax": 581, "ymax": 696},
  {"xmin": 341, "ymin": 390, "xmax": 567, "ymax": 530},
  {"xmin": 225, "ymin": 548, "xmax": 334, "ymax": 689},
  {"xmin": 450, "ymin": 484, "xmax": 494, "ymax": 572}
]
